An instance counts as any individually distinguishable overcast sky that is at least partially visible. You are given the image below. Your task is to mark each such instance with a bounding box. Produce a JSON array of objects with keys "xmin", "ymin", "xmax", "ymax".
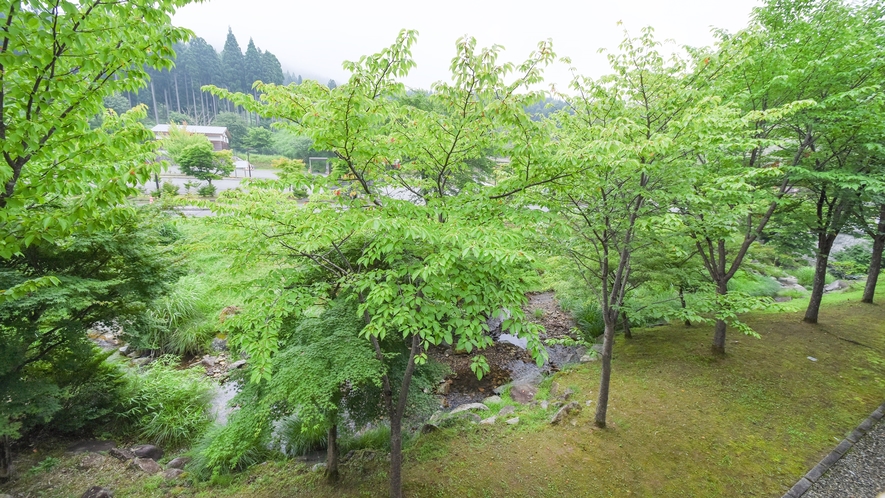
[{"xmin": 172, "ymin": 0, "xmax": 761, "ymax": 91}]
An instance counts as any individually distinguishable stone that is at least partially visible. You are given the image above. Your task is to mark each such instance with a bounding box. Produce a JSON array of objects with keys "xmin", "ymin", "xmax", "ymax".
[
  {"xmin": 580, "ymin": 354, "xmax": 596, "ymax": 363},
  {"xmin": 311, "ymin": 463, "xmax": 327, "ymax": 473},
  {"xmin": 229, "ymin": 359, "xmax": 247, "ymax": 370},
  {"xmin": 549, "ymin": 382, "xmax": 560, "ymax": 397},
  {"xmin": 777, "ymin": 276, "xmax": 799, "ymax": 286},
  {"xmin": 166, "ymin": 457, "xmax": 190, "ymax": 470},
  {"xmin": 131, "ymin": 357, "xmax": 152, "ymax": 367},
  {"xmin": 420, "ymin": 423, "xmax": 440, "ymax": 434},
  {"xmin": 436, "ymin": 380, "xmax": 451, "ymax": 395},
  {"xmin": 162, "ymin": 468, "xmax": 185, "ymax": 480},
  {"xmin": 510, "ymin": 382, "xmax": 538, "ymax": 404},
  {"xmin": 118, "ymin": 344, "xmax": 132, "ymax": 355},
  {"xmin": 807, "ymin": 356, "xmax": 817, "ymax": 362},
  {"xmin": 824, "ymin": 280, "xmax": 850, "ymax": 292},
  {"xmin": 560, "ymin": 388, "xmax": 575, "ymax": 401},
  {"xmin": 482, "ymin": 395, "xmax": 502, "ymax": 405},
  {"xmin": 131, "ymin": 457, "xmax": 163, "ymax": 474},
  {"xmin": 551, "ymin": 401, "xmax": 582, "ymax": 425},
  {"xmin": 131, "ymin": 444, "xmax": 163, "ymax": 460},
  {"xmin": 506, "ymin": 417, "xmax": 519, "ymax": 425},
  {"xmin": 450, "ymin": 403, "xmax": 490, "ymax": 415},
  {"xmin": 540, "ymin": 400, "xmax": 549, "ymax": 410},
  {"xmin": 108, "ymin": 447, "xmax": 134, "ymax": 462},
  {"xmin": 498, "ymin": 406, "xmax": 516, "ymax": 417},
  {"xmin": 201, "ymin": 355, "xmax": 217, "ymax": 368},
  {"xmin": 211, "ymin": 337, "xmax": 228, "ymax": 351},
  {"xmin": 80, "ymin": 487, "xmax": 114, "ymax": 498},
  {"xmin": 455, "ymin": 412, "xmax": 482, "ymax": 424},
  {"xmin": 479, "ymin": 416, "xmax": 497, "ymax": 425}
]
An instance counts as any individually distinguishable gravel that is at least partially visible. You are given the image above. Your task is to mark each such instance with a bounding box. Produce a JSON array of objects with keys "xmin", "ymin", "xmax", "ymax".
[{"xmin": 804, "ymin": 417, "xmax": 885, "ymax": 498}]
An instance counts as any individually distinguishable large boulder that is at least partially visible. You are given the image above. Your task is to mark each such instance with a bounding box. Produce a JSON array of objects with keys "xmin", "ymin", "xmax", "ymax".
[
  {"xmin": 131, "ymin": 444, "xmax": 163, "ymax": 460},
  {"xmin": 824, "ymin": 280, "xmax": 851, "ymax": 292},
  {"xmin": 163, "ymin": 468, "xmax": 185, "ymax": 480},
  {"xmin": 510, "ymin": 383, "xmax": 538, "ymax": 404}
]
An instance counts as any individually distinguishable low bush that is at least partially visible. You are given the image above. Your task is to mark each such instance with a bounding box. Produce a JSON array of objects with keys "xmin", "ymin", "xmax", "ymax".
[
  {"xmin": 119, "ymin": 355, "xmax": 214, "ymax": 449},
  {"xmin": 197, "ymin": 184, "xmax": 217, "ymax": 198},
  {"xmin": 831, "ymin": 243, "xmax": 872, "ymax": 278},
  {"xmin": 728, "ymin": 272, "xmax": 781, "ymax": 297},
  {"xmin": 161, "ymin": 181, "xmax": 179, "ymax": 197},
  {"xmin": 790, "ymin": 267, "xmax": 836, "ymax": 287}
]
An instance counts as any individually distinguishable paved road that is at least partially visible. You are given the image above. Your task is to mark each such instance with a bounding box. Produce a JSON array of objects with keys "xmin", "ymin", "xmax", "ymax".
[{"xmin": 141, "ymin": 168, "xmax": 279, "ymax": 194}]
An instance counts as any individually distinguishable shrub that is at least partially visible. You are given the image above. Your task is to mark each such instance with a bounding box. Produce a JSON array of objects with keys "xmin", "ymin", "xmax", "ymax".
[
  {"xmin": 120, "ymin": 355, "xmax": 214, "ymax": 449},
  {"xmin": 831, "ymin": 243, "xmax": 872, "ymax": 278},
  {"xmin": 791, "ymin": 267, "xmax": 836, "ymax": 287},
  {"xmin": 274, "ymin": 415, "xmax": 328, "ymax": 457},
  {"xmin": 727, "ymin": 272, "xmax": 781, "ymax": 297},
  {"xmin": 571, "ymin": 300, "xmax": 605, "ymax": 341},
  {"xmin": 161, "ymin": 181, "xmax": 179, "ymax": 197},
  {"xmin": 340, "ymin": 425, "xmax": 391, "ymax": 453},
  {"xmin": 197, "ymin": 184, "xmax": 217, "ymax": 198}
]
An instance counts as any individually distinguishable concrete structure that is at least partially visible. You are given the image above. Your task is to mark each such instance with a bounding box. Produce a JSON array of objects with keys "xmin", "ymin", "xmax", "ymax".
[{"xmin": 151, "ymin": 124, "xmax": 231, "ymax": 151}]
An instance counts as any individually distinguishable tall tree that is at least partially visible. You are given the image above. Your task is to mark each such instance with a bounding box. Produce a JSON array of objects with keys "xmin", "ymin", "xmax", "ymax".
[
  {"xmin": 220, "ymin": 27, "xmax": 245, "ymax": 93},
  {"xmin": 0, "ymin": 0, "xmax": 193, "ymax": 478},
  {"xmin": 207, "ymin": 30, "xmax": 555, "ymax": 498},
  {"xmin": 243, "ymin": 38, "xmax": 263, "ymax": 94}
]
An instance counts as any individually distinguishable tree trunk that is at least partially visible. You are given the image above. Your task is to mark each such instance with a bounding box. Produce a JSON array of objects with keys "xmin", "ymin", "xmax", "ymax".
[
  {"xmin": 863, "ymin": 205, "xmax": 885, "ymax": 304},
  {"xmin": 389, "ymin": 334, "xmax": 420, "ymax": 498},
  {"xmin": 804, "ymin": 235, "xmax": 836, "ymax": 324},
  {"xmin": 149, "ymin": 80, "xmax": 160, "ymax": 124},
  {"xmin": 679, "ymin": 285, "xmax": 691, "ymax": 326},
  {"xmin": 1, "ymin": 435, "xmax": 11, "ymax": 482},
  {"xmin": 163, "ymin": 88, "xmax": 170, "ymax": 122},
  {"xmin": 594, "ymin": 315, "xmax": 616, "ymax": 428},
  {"xmin": 711, "ymin": 280, "xmax": 728, "ymax": 355},
  {"xmin": 863, "ymin": 236, "xmax": 884, "ymax": 304},
  {"xmin": 174, "ymin": 74, "xmax": 181, "ymax": 113},
  {"xmin": 622, "ymin": 311, "xmax": 631, "ymax": 339},
  {"xmin": 325, "ymin": 423, "xmax": 339, "ymax": 483}
]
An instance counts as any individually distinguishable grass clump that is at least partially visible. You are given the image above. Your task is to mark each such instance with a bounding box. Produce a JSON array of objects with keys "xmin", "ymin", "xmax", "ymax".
[{"xmin": 120, "ymin": 355, "xmax": 214, "ymax": 449}]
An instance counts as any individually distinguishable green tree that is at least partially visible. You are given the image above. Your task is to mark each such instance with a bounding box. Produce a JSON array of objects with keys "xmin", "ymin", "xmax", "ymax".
[
  {"xmin": 176, "ymin": 141, "xmax": 234, "ymax": 185},
  {"xmin": 220, "ymin": 27, "xmax": 245, "ymax": 93},
  {"xmin": 207, "ymin": 30, "xmax": 555, "ymax": 498},
  {"xmin": 0, "ymin": 0, "xmax": 192, "ymax": 262},
  {"xmin": 211, "ymin": 111, "xmax": 249, "ymax": 148},
  {"xmin": 0, "ymin": 212, "xmax": 180, "ymax": 479},
  {"xmin": 244, "ymin": 38, "xmax": 263, "ymax": 93}
]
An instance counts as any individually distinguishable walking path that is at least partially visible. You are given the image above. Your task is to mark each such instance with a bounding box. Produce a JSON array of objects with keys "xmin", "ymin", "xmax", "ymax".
[{"xmin": 784, "ymin": 402, "xmax": 885, "ymax": 497}]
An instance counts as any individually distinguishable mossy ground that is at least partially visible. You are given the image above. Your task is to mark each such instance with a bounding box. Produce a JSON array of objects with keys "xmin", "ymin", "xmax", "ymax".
[{"xmin": 4, "ymin": 287, "xmax": 884, "ymax": 497}]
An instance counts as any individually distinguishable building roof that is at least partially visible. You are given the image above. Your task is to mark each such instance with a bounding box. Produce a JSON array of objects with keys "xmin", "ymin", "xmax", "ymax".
[{"xmin": 152, "ymin": 124, "xmax": 231, "ymax": 138}]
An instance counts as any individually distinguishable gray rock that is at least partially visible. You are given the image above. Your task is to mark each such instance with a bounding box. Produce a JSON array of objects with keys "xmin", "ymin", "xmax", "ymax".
[
  {"xmin": 506, "ymin": 417, "xmax": 519, "ymax": 425},
  {"xmin": 66, "ymin": 439, "xmax": 116, "ymax": 453},
  {"xmin": 450, "ymin": 403, "xmax": 490, "ymax": 415},
  {"xmin": 162, "ymin": 468, "xmax": 185, "ymax": 480},
  {"xmin": 580, "ymin": 354, "xmax": 596, "ymax": 363},
  {"xmin": 498, "ymin": 406, "xmax": 516, "ymax": 418},
  {"xmin": 131, "ymin": 444, "xmax": 163, "ymax": 460},
  {"xmin": 131, "ymin": 457, "xmax": 162, "ymax": 474},
  {"xmin": 540, "ymin": 400, "xmax": 549, "ymax": 410},
  {"xmin": 777, "ymin": 276, "xmax": 799, "ymax": 286},
  {"xmin": 228, "ymin": 359, "xmax": 247, "ymax": 370},
  {"xmin": 510, "ymin": 382, "xmax": 538, "ymax": 404},
  {"xmin": 108, "ymin": 447, "xmax": 135, "ymax": 462},
  {"xmin": 166, "ymin": 457, "xmax": 190, "ymax": 470},
  {"xmin": 80, "ymin": 487, "xmax": 114, "ymax": 498},
  {"xmin": 131, "ymin": 357, "xmax": 152, "ymax": 367},
  {"xmin": 591, "ymin": 344, "xmax": 604, "ymax": 354},
  {"xmin": 560, "ymin": 388, "xmax": 575, "ymax": 401},
  {"xmin": 482, "ymin": 395, "xmax": 502, "ymax": 405},
  {"xmin": 479, "ymin": 416, "xmax": 497, "ymax": 425},
  {"xmin": 824, "ymin": 280, "xmax": 850, "ymax": 292},
  {"xmin": 118, "ymin": 344, "xmax": 132, "ymax": 355},
  {"xmin": 420, "ymin": 423, "xmax": 440, "ymax": 434},
  {"xmin": 201, "ymin": 355, "xmax": 217, "ymax": 368},
  {"xmin": 311, "ymin": 463, "xmax": 327, "ymax": 473},
  {"xmin": 774, "ymin": 296, "xmax": 793, "ymax": 303},
  {"xmin": 551, "ymin": 401, "xmax": 582, "ymax": 425},
  {"xmin": 211, "ymin": 337, "xmax": 228, "ymax": 351}
]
